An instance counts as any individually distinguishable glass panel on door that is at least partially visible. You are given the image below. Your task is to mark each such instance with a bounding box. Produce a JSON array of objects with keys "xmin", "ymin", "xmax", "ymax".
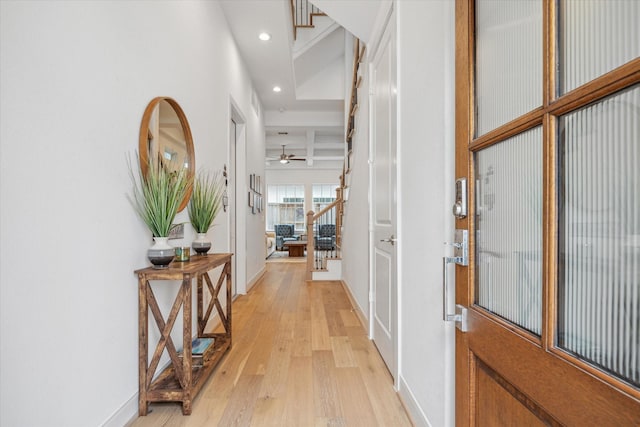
[
  {"xmin": 559, "ymin": 0, "xmax": 640, "ymax": 95},
  {"xmin": 475, "ymin": 0, "xmax": 542, "ymax": 136},
  {"xmin": 557, "ymin": 84, "xmax": 640, "ymax": 387},
  {"xmin": 475, "ymin": 127, "xmax": 543, "ymax": 335}
]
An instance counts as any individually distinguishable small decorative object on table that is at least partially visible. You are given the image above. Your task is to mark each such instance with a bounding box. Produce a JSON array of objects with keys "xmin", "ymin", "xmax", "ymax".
[
  {"xmin": 179, "ymin": 337, "xmax": 214, "ymax": 367},
  {"xmin": 189, "ymin": 170, "xmax": 224, "ymax": 255},
  {"xmin": 175, "ymin": 246, "xmax": 190, "ymax": 261},
  {"xmin": 128, "ymin": 154, "xmax": 192, "ymax": 268}
]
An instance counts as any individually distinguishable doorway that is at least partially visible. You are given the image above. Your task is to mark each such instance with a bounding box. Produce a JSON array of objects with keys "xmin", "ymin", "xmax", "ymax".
[{"xmin": 229, "ymin": 100, "xmax": 247, "ymax": 295}]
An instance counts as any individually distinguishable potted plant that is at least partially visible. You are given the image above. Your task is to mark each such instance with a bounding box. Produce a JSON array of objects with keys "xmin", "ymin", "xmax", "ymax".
[
  {"xmin": 189, "ymin": 170, "xmax": 224, "ymax": 254},
  {"xmin": 128, "ymin": 154, "xmax": 191, "ymax": 267}
]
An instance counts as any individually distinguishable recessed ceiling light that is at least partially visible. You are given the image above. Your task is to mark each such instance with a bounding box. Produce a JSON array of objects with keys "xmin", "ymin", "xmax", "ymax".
[
  {"xmin": 273, "ymin": 86, "xmax": 282, "ymax": 93},
  {"xmin": 259, "ymin": 32, "xmax": 271, "ymax": 41}
]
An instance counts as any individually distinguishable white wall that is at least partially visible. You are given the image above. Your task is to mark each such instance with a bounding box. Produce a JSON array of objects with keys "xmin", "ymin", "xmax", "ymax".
[
  {"xmin": 311, "ymin": 0, "xmax": 392, "ymax": 44},
  {"xmin": 340, "ymin": 54, "xmax": 371, "ymax": 321},
  {"xmin": 244, "ymin": 116, "xmax": 267, "ymax": 289},
  {"xmin": 296, "ymin": 56, "xmax": 345, "ymax": 100},
  {"xmin": 0, "ymin": 1, "xmax": 263, "ymax": 426},
  {"xmin": 396, "ymin": 1, "xmax": 456, "ymax": 426}
]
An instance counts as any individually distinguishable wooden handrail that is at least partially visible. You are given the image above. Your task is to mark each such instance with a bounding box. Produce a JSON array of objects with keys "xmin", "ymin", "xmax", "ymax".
[
  {"xmin": 289, "ymin": 0, "xmax": 297, "ymax": 40},
  {"xmin": 289, "ymin": 0, "xmax": 326, "ymax": 40},
  {"xmin": 311, "ymin": 198, "xmax": 342, "ymax": 221},
  {"xmin": 346, "ymin": 38, "xmax": 363, "ymax": 146}
]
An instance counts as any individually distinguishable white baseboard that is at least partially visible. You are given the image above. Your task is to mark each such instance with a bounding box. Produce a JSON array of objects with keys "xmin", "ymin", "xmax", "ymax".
[
  {"xmin": 398, "ymin": 375, "xmax": 433, "ymax": 427},
  {"xmin": 102, "ymin": 356, "xmax": 175, "ymax": 426},
  {"xmin": 101, "ymin": 391, "xmax": 138, "ymax": 427},
  {"xmin": 247, "ymin": 266, "xmax": 266, "ymax": 292},
  {"xmin": 311, "ymin": 259, "xmax": 342, "ymax": 280},
  {"xmin": 339, "ymin": 279, "xmax": 369, "ymax": 332}
]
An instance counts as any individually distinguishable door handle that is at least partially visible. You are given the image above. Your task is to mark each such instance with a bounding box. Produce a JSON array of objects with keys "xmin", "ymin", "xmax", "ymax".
[
  {"xmin": 442, "ymin": 256, "xmax": 468, "ymax": 332},
  {"xmin": 380, "ymin": 235, "xmax": 397, "ymax": 245},
  {"xmin": 442, "ymin": 229, "xmax": 470, "ymax": 332}
]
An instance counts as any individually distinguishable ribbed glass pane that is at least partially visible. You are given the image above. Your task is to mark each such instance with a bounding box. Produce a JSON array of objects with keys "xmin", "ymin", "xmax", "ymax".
[
  {"xmin": 558, "ymin": 85, "xmax": 640, "ymax": 387},
  {"xmin": 560, "ymin": 0, "xmax": 640, "ymax": 94},
  {"xmin": 475, "ymin": 127, "xmax": 543, "ymax": 335},
  {"xmin": 475, "ymin": 0, "xmax": 542, "ymax": 136}
]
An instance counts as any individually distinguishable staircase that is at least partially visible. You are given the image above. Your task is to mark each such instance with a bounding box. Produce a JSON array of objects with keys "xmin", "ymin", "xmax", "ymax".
[
  {"xmin": 305, "ymin": 184, "xmax": 344, "ymax": 281},
  {"xmin": 288, "ymin": 1, "xmax": 361, "ymax": 282},
  {"xmin": 289, "ymin": 0, "xmax": 326, "ymax": 40},
  {"xmin": 288, "ymin": 0, "xmax": 344, "ymax": 102}
]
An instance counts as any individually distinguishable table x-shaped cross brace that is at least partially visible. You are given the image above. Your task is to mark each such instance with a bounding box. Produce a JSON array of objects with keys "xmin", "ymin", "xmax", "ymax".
[
  {"xmin": 198, "ymin": 262, "xmax": 230, "ymax": 336},
  {"xmin": 144, "ymin": 278, "xmax": 190, "ymax": 389}
]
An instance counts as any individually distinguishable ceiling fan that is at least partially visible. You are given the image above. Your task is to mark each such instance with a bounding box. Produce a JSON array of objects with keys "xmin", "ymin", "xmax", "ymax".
[{"xmin": 270, "ymin": 145, "xmax": 306, "ymax": 164}]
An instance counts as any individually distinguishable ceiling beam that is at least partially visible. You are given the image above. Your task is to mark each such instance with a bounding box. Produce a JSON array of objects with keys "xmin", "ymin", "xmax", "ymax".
[
  {"xmin": 264, "ymin": 110, "xmax": 344, "ymax": 127},
  {"xmin": 306, "ymin": 130, "xmax": 315, "ymax": 166}
]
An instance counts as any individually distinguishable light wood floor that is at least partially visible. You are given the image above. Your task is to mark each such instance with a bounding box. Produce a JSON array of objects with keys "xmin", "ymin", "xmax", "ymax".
[{"xmin": 129, "ymin": 261, "xmax": 413, "ymax": 427}]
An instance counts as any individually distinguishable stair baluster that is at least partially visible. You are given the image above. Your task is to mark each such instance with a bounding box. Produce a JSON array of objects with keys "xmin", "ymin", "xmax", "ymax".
[
  {"xmin": 306, "ymin": 197, "xmax": 342, "ymax": 280},
  {"xmin": 289, "ymin": 0, "xmax": 325, "ymax": 40}
]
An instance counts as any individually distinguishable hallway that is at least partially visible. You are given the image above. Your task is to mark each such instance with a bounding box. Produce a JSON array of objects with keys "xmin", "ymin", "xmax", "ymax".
[{"xmin": 130, "ymin": 261, "xmax": 413, "ymax": 426}]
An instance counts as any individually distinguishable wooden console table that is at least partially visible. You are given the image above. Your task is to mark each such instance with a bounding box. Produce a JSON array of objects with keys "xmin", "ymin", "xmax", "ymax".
[{"xmin": 135, "ymin": 253, "xmax": 233, "ymax": 415}]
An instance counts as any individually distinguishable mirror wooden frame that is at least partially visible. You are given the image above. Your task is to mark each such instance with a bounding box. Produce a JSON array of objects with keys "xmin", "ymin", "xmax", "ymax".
[{"xmin": 139, "ymin": 97, "xmax": 195, "ymax": 212}]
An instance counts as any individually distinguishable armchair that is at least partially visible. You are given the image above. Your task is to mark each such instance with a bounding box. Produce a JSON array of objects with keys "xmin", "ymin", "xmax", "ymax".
[
  {"xmin": 274, "ymin": 224, "xmax": 299, "ymax": 250},
  {"xmin": 314, "ymin": 224, "xmax": 336, "ymax": 250}
]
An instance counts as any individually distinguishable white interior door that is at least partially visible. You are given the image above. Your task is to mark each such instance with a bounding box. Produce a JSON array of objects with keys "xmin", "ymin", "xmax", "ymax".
[{"xmin": 370, "ymin": 17, "xmax": 397, "ymax": 377}]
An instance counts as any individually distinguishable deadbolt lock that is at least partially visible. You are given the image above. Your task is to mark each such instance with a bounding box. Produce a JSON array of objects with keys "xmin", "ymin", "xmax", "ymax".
[{"xmin": 452, "ymin": 178, "xmax": 467, "ymax": 219}]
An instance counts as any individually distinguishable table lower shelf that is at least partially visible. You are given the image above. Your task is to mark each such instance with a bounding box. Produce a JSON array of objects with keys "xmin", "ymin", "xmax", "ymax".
[{"xmin": 144, "ymin": 333, "xmax": 230, "ymax": 413}]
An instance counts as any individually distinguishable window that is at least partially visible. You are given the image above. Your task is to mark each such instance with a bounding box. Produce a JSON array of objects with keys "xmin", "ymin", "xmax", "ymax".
[
  {"xmin": 266, "ymin": 184, "xmax": 305, "ymax": 231},
  {"xmin": 312, "ymin": 184, "xmax": 338, "ymax": 213}
]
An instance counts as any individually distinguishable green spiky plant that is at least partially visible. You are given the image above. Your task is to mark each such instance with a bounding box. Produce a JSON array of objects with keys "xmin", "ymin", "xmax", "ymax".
[
  {"xmin": 188, "ymin": 170, "xmax": 225, "ymax": 233},
  {"xmin": 127, "ymin": 154, "xmax": 191, "ymax": 237}
]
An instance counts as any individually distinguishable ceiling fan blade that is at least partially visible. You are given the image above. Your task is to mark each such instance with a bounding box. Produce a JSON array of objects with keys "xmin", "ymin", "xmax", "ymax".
[{"xmin": 276, "ymin": 145, "xmax": 307, "ymax": 163}]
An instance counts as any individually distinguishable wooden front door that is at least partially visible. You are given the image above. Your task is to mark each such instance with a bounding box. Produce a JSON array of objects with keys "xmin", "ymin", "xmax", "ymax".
[{"xmin": 454, "ymin": 0, "xmax": 640, "ymax": 425}]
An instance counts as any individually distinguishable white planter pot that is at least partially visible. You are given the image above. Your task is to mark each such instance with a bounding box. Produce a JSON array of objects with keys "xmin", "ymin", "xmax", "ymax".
[
  {"xmin": 147, "ymin": 237, "xmax": 175, "ymax": 268},
  {"xmin": 192, "ymin": 232, "xmax": 211, "ymax": 255}
]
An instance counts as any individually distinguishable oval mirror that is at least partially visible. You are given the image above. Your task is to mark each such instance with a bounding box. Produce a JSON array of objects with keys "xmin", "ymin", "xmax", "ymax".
[{"xmin": 139, "ymin": 97, "xmax": 195, "ymax": 212}]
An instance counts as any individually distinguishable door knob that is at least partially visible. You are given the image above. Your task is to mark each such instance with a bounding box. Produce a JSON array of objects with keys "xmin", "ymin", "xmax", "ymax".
[{"xmin": 380, "ymin": 235, "xmax": 397, "ymax": 245}]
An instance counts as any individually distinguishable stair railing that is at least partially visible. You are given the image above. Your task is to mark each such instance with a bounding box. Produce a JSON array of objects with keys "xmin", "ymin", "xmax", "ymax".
[
  {"xmin": 289, "ymin": 0, "xmax": 325, "ymax": 40},
  {"xmin": 306, "ymin": 194, "xmax": 343, "ymax": 280}
]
